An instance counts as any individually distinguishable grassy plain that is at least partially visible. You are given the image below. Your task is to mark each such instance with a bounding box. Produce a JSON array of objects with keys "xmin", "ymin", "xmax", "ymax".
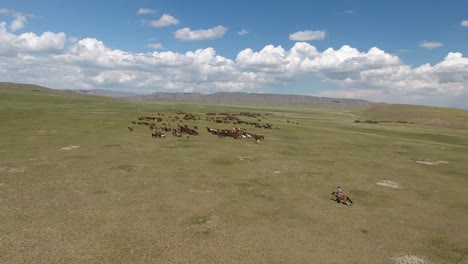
[{"xmin": 1, "ymin": 84, "xmax": 467, "ymax": 263}]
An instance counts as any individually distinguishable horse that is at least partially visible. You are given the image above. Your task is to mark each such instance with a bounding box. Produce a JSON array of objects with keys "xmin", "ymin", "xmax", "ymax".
[{"xmin": 331, "ymin": 191, "xmax": 353, "ymax": 206}]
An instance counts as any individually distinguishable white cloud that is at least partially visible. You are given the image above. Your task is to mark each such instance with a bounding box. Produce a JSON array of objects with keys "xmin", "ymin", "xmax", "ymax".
[
  {"xmin": 150, "ymin": 14, "xmax": 179, "ymax": 28},
  {"xmin": 0, "ymin": 8, "xmax": 28, "ymax": 31},
  {"xmin": 289, "ymin": 30, "xmax": 326, "ymax": 41},
  {"xmin": 54, "ymin": 38, "xmax": 137, "ymax": 69},
  {"xmin": 238, "ymin": 29, "xmax": 248, "ymax": 36},
  {"xmin": 92, "ymin": 71, "xmax": 136, "ymax": 85},
  {"xmin": 9, "ymin": 14, "xmax": 27, "ymax": 31},
  {"xmin": 0, "ymin": 27, "xmax": 66, "ymax": 56},
  {"xmin": 237, "ymin": 45, "xmax": 288, "ymax": 72},
  {"xmin": 137, "ymin": 8, "xmax": 157, "ymax": 15},
  {"xmin": 1, "ymin": 26, "xmax": 468, "ymax": 108},
  {"xmin": 148, "ymin": 43, "xmax": 164, "ymax": 50},
  {"xmin": 461, "ymin": 20, "xmax": 468, "ymax": 27},
  {"xmin": 175, "ymin": 25, "xmax": 227, "ymax": 41},
  {"xmin": 419, "ymin": 41, "xmax": 444, "ymax": 50}
]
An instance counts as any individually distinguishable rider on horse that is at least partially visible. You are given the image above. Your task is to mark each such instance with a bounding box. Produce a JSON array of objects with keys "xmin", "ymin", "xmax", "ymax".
[{"xmin": 336, "ymin": 186, "xmax": 342, "ymax": 203}]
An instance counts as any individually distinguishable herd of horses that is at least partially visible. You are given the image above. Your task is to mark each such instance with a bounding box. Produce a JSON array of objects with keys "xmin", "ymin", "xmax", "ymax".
[{"xmin": 128, "ymin": 111, "xmax": 269, "ymax": 142}]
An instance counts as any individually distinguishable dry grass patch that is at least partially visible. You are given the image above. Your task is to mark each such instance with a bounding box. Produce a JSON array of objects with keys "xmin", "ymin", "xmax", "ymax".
[
  {"xmin": 392, "ymin": 255, "xmax": 427, "ymax": 264},
  {"xmin": 415, "ymin": 160, "xmax": 449, "ymax": 166},
  {"xmin": 60, "ymin": 145, "xmax": 79, "ymax": 150},
  {"xmin": 376, "ymin": 180, "xmax": 401, "ymax": 189},
  {"xmin": 0, "ymin": 167, "xmax": 25, "ymax": 173}
]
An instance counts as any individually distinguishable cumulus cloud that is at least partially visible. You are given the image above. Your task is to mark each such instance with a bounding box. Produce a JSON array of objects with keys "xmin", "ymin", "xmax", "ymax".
[
  {"xmin": 238, "ymin": 29, "xmax": 248, "ymax": 36},
  {"xmin": 461, "ymin": 20, "xmax": 468, "ymax": 27},
  {"xmin": 175, "ymin": 25, "xmax": 227, "ymax": 41},
  {"xmin": 92, "ymin": 71, "xmax": 136, "ymax": 85},
  {"xmin": 0, "ymin": 26, "xmax": 66, "ymax": 56},
  {"xmin": 9, "ymin": 14, "xmax": 27, "ymax": 31},
  {"xmin": 419, "ymin": 41, "xmax": 444, "ymax": 50},
  {"xmin": 1, "ymin": 26, "xmax": 468, "ymax": 108},
  {"xmin": 289, "ymin": 30, "xmax": 326, "ymax": 41},
  {"xmin": 147, "ymin": 43, "xmax": 164, "ymax": 50},
  {"xmin": 0, "ymin": 8, "xmax": 28, "ymax": 31},
  {"xmin": 150, "ymin": 14, "xmax": 179, "ymax": 28},
  {"xmin": 137, "ymin": 8, "xmax": 157, "ymax": 15},
  {"xmin": 237, "ymin": 45, "xmax": 288, "ymax": 72}
]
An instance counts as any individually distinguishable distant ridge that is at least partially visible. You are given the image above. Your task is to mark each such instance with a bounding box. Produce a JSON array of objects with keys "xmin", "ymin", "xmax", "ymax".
[
  {"xmin": 1, "ymin": 82, "xmax": 377, "ymax": 109},
  {"xmin": 62, "ymin": 89, "xmax": 138, "ymax": 98},
  {"xmin": 133, "ymin": 91, "xmax": 377, "ymax": 109}
]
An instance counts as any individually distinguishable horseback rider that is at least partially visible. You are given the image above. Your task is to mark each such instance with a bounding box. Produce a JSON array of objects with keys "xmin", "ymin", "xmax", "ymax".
[{"xmin": 336, "ymin": 186, "xmax": 343, "ymax": 203}]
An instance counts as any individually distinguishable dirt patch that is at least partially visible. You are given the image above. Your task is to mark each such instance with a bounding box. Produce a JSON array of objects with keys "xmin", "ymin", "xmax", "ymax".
[
  {"xmin": 0, "ymin": 167, "xmax": 25, "ymax": 173},
  {"xmin": 189, "ymin": 189, "xmax": 214, "ymax": 193},
  {"xmin": 237, "ymin": 156, "xmax": 255, "ymax": 161},
  {"xmin": 377, "ymin": 180, "xmax": 400, "ymax": 189},
  {"xmin": 416, "ymin": 160, "xmax": 448, "ymax": 166},
  {"xmin": 392, "ymin": 255, "xmax": 426, "ymax": 264},
  {"xmin": 60, "ymin": 145, "xmax": 79, "ymax": 150}
]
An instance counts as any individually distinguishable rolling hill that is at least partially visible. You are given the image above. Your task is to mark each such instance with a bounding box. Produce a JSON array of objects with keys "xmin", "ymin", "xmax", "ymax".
[
  {"xmin": 359, "ymin": 104, "xmax": 468, "ymax": 130},
  {"xmin": 133, "ymin": 91, "xmax": 378, "ymax": 109}
]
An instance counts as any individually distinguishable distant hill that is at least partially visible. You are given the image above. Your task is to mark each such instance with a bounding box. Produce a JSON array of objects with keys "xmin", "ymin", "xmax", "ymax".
[
  {"xmin": 0, "ymin": 82, "xmax": 70, "ymax": 95},
  {"xmin": 132, "ymin": 91, "xmax": 378, "ymax": 109},
  {"xmin": 61, "ymin": 89, "xmax": 138, "ymax": 98},
  {"xmin": 56, "ymin": 85, "xmax": 380, "ymax": 109},
  {"xmin": 0, "ymin": 82, "xmax": 123, "ymax": 104},
  {"xmin": 359, "ymin": 104, "xmax": 468, "ymax": 130},
  {"xmin": 2, "ymin": 82, "xmax": 375, "ymax": 109}
]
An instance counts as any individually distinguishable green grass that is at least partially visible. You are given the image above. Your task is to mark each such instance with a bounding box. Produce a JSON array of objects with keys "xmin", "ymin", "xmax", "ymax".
[
  {"xmin": 359, "ymin": 104, "xmax": 468, "ymax": 130},
  {"xmin": 1, "ymin": 84, "xmax": 468, "ymax": 264}
]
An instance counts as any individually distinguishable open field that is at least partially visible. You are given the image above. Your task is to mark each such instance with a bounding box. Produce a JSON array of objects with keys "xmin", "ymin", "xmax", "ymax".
[
  {"xmin": 1, "ymin": 84, "xmax": 468, "ymax": 263},
  {"xmin": 359, "ymin": 104, "xmax": 468, "ymax": 130}
]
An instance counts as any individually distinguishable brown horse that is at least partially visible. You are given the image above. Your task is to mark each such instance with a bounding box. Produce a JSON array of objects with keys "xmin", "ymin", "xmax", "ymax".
[{"xmin": 331, "ymin": 191, "xmax": 353, "ymax": 206}]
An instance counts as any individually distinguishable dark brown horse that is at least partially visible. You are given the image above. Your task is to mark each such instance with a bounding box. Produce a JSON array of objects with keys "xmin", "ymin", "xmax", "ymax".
[{"xmin": 331, "ymin": 191, "xmax": 353, "ymax": 206}]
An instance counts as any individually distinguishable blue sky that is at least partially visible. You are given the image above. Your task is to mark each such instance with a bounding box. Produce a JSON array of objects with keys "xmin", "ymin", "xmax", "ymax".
[{"xmin": 1, "ymin": 0, "xmax": 468, "ymax": 108}]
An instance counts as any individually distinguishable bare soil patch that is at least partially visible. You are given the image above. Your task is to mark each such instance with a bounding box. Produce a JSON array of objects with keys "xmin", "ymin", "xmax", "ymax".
[
  {"xmin": 0, "ymin": 167, "xmax": 25, "ymax": 173},
  {"xmin": 60, "ymin": 145, "xmax": 79, "ymax": 150},
  {"xmin": 377, "ymin": 180, "xmax": 400, "ymax": 189},
  {"xmin": 415, "ymin": 160, "xmax": 448, "ymax": 166},
  {"xmin": 237, "ymin": 156, "xmax": 255, "ymax": 161},
  {"xmin": 392, "ymin": 255, "xmax": 427, "ymax": 264}
]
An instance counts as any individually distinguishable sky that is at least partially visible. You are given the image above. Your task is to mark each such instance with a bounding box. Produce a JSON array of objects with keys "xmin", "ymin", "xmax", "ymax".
[{"xmin": 1, "ymin": 0, "xmax": 468, "ymax": 109}]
